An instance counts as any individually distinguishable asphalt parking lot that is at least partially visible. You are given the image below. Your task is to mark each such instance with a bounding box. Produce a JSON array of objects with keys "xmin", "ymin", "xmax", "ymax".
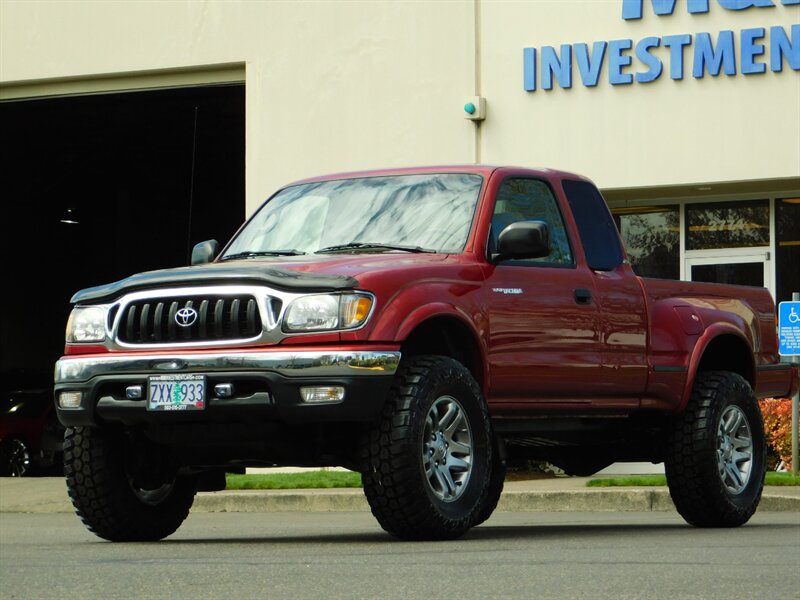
[{"xmin": 1, "ymin": 511, "xmax": 798, "ymax": 599}]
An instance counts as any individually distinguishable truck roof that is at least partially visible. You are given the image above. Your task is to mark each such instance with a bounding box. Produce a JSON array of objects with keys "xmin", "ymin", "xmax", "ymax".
[{"xmin": 287, "ymin": 165, "xmax": 592, "ymax": 187}]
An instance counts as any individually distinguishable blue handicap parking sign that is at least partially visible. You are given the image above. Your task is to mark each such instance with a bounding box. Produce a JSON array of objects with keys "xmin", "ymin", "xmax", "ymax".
[{"xmin": 778, "ymin": 301, "xmax": 800, "ymax": 356}]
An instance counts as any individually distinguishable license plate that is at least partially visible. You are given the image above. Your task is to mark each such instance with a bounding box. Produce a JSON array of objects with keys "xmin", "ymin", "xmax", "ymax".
[{"xmin": 148, "ymin": 374, "xmax": 206, "ymax": 411}]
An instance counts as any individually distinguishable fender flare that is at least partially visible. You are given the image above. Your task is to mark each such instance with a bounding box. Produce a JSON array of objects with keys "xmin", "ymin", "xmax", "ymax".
[
  {"xmin": 678, "ymin": 323, "xmax": 756, "ymax": 412},
  {"xmin": 378, "ymin": 302, "xmax": 489, "ymax": 392}
]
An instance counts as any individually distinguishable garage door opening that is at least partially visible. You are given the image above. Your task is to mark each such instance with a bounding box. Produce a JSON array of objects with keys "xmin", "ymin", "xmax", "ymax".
[{"xmin": 0, "ymin": 84, "xmax": 246, "ymax": 389}]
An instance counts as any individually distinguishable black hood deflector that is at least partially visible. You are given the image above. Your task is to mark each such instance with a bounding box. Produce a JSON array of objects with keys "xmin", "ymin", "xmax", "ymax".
[{"xmin": 71, "ymin": 262, "xmax": 359, "ymax": 304}]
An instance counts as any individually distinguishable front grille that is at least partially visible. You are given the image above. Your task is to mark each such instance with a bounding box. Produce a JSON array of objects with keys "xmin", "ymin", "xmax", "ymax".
[{"xmin": 117, "ymin": 295, "xmax": 263, "ymax": 344}]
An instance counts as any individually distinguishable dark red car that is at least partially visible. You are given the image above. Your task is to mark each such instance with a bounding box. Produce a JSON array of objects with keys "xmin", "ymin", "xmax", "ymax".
[{"xmin": 0, "ymin": 388, "xmax": 63, "ymax": 476}]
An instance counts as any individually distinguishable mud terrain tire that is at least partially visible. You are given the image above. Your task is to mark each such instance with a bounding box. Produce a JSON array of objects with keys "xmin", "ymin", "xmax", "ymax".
[
  {"xmin": 64, "ymin": 427, "xmax": 196, "ymax": 541},
  {"xmin": 665, "ymin": 371, "xmax": 766, "ymax": 527},
  {"xmin": 361, "ymin": 356, "xmax": 491, "ymax": 540},
  {"xmin": 473, "ymin": 437, "xmax": 505, "ymax": 527}
]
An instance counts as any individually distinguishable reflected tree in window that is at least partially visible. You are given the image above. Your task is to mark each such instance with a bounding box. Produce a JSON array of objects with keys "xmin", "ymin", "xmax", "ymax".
[
  {"xmin": 776, "ymin": 198, "xmax": 800, "ymax": 304},
  {"xmin": 686, "ymin": 200, "xmax": 769, "ymax": 250},
  {"xmin": 491, "ymin": 179, "xmax": 573, "ymax": 265},
  {"xmin": 614, "ymin": 207, "xmax": 679, "ymax": 279}
]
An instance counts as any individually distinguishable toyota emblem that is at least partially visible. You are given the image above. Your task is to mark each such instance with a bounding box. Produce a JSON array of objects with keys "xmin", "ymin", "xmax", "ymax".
[{"xmin": 175, "ymin": 307, "xmax": 198, "ymax": 327}]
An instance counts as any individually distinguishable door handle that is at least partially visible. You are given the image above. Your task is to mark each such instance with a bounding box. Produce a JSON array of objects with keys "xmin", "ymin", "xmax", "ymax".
[{"xmin": 574, "ymin": 288, "xmax": 592, "ymax": 305}]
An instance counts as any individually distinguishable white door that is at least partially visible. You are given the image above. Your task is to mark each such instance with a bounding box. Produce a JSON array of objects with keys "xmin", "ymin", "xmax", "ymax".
[{"xmin": 685, "ymin": 251, "xmax": 771, "ymax": 292}]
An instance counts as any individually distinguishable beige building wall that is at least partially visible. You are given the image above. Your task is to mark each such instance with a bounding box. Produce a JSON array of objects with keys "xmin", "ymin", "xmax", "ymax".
[
  {"xmin": 481, "ymin": 0, "xmax": 800, "ymax": 189},
  {"xmin": 0, "ymin": 0, "xmax": 476, "ymax": 213},
  {"xmin": 1, "ymin": 0, "xmax": 798, "ymax": 208}
]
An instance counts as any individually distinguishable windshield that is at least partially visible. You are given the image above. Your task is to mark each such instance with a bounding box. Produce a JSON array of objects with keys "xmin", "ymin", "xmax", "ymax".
[{"xmin": 221, "ymin": 173, "xmax": 483, "ymax": 258}]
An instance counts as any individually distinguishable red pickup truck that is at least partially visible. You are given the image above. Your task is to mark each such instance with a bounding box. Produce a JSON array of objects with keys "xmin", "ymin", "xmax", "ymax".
[{"xmin": 55, "ymin": 166, "xmax": 798, "ymax": 541}]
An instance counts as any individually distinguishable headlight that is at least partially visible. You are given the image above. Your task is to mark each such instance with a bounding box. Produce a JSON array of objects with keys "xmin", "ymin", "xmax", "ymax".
[
  {"xmin": 66, "ymin": 306, "xmax": 108, "ymax": 342},
  {"xmin": 284, "ymin": 293, "xmax": 374, "ymax": 332}
]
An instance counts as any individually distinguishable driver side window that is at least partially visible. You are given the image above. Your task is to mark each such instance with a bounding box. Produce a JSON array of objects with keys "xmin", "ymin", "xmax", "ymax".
[{"xmin": 489, "ymin": 178, "xmax": 573, "ymax": 266}]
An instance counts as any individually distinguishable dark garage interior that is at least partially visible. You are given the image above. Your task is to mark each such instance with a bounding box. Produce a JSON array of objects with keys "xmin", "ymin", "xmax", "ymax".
[{"xmin": 0, "ymin": 84, "xmax": 246, "ymax": 392}]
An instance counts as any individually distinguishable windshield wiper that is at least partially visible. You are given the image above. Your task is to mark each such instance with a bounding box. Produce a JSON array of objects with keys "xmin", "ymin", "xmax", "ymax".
[
  {"xmin": 220, "ymin": 250, "xmax": 306, "ymax": 261},
  {"xmin": 315, "ymin": 242, "xmax": 435, "ymax": 254}
]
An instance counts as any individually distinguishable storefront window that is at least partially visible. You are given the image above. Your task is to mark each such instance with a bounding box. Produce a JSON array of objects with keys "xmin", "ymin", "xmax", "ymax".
[
  {"xmin": 686, "ymin": 199, "xmax": 769, "ymax": 250},
  {"xmin": 612, "ymin": 206, "xmax": 679, "ymax": 279},
  {"xmin": 776, "ymin": 198, "xmax": 800, "ymax": 304}
]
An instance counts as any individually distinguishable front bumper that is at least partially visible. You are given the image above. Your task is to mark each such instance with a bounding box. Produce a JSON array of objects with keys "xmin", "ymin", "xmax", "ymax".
[{"xmin": 54, "ymin": 348, "xmax": 401, "ymax": 427}]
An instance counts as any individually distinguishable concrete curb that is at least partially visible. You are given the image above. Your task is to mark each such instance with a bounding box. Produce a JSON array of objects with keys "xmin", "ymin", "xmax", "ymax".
[
  {"xmin": 496, "ymin": 489, "xmax": 800, "ymax": 512},
  {"xmin": 2, "ymin": 478, "xmax": 798, "ymax": 514},
  {"xmin": 190, "ymin": 488, "xmax": 800, "ymax": 513},
  {"xmin": 193, "ymin": 489, "xmax": 368, "ymax": 513},
  {"xmin": 496, "ymin": 489, "xmax": 676, "ymax": 513}
]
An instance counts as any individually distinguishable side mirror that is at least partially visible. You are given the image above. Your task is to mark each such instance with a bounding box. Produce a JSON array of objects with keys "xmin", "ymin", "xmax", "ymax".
[
  {"xmin": 493, "ymin": 221, "xmax": 550, "ymax": 262},
  {"xmin": 191, "ymin": 240, "xmax": 219, "ymax": 265}
]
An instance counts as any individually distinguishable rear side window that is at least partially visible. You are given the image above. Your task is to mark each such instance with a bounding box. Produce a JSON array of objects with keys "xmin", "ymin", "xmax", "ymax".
[{"xmin": 562, "ymin": 179, "xmax": 623, "ymax": 271}]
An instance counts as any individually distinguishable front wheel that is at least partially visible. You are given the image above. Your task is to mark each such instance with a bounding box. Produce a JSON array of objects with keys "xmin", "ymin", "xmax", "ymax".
[
  {"xmin": 63, "ymin": 427, "xmax": 196, "ymax": 541},
  {"xmin": 472, "ymin": 436, "xmax": 506, "ymax": 527},
  {"xmin": 665, "ymin": 371, "xmax": 766, "ymax": 527},
  {"xmin": 361, "ymin": 356, "xmax": 492, "ymax": 540}
]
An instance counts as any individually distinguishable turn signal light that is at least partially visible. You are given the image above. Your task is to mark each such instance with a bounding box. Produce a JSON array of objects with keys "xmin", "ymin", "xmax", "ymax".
[{"xmin": 300, "ymin": 386, "xmax": 345, "ymax": 403}]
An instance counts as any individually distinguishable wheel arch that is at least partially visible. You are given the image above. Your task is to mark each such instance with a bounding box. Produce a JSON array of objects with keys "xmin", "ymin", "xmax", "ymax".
[
  {"xmin": 398, "ymin": 312, "xmax": 486, "ymax": 392},
  {"xmin": 682, "ymin": 329, "xmax": 755, "ymax": 410}
]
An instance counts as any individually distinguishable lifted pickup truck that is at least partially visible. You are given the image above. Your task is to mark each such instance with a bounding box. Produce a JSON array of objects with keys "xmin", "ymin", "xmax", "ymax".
[{"xmin": 55, "ymin": 166, "xmax": 798, "ymax": 541}]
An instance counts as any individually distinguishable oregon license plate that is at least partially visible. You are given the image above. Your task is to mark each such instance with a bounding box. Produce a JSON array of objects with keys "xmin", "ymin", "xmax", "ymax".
[{"xmin": 148, "ymin": 374, "xmax": 206, "ymax": 411}]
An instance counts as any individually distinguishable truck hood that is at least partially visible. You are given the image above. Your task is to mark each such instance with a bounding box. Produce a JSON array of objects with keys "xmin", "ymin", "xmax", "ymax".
[{"xmin": 71, "ymin": 253, "xmax": 450, "ymax": 304}]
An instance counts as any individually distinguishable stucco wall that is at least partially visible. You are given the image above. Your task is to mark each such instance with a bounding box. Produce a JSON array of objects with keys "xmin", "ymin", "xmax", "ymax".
[
  {"xmin": 481, "ymin": 0, "xmax": 800, "ymax": 189},
  {"xmin": 1, "ymin": 0, "xmax": 798, "ymax": 211},
  {"xmin": 0, "ymin": 0, "xmax": 476, "ymax": 212}
]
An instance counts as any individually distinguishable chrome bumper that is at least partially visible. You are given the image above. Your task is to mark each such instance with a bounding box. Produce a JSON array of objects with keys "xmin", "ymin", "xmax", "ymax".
[{"xmin": 55, "ymin": 350, "xmax": 401, "ymax": 383}]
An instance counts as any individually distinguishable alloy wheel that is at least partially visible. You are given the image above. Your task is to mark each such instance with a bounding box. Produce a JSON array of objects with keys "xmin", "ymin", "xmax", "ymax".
[
  {"xmin": 716, "ymin": 404, "xmax": 753, "ymax": 495},
  {"xmin": 422, "ymin": 395, "xmax": 473, "ymax": 502}
]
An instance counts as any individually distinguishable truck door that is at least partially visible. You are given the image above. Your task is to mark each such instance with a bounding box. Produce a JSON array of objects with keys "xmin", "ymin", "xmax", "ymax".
[
  {"xmin": 483, "ymin": 177, "xmax": 604, "ymax": 407},
  {"xmin": 561, "ymin": 179, "xmax": 648, "ymax": 401}
]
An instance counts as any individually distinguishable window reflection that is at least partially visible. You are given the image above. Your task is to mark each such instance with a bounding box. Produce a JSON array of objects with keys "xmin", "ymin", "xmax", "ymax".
[
  {"xmin": 776, "ymin": 198, "xmax": 800, "ymax": 304},
  {"xmin": 612, "ymin": 206, "xmax": 679, "ymax": 279},
  {"xmin": 686, "ymin": 200, "xmax": 769, "ymax": 250},
  {"xmin": 224, "ymin": 174, "xmax": 483, "ymax": 256},
  {"xmin": 490, "ymin": 178, "xmax": 573, "ymax": 265}
]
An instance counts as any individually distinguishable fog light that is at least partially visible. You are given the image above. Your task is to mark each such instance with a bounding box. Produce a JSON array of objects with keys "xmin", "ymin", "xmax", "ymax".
[
  {"xmin": 299, "ymin": 386, "xmax": 345, "ymax": 403},
  {"xmin": 59, "ymin": 391, "xmax": 82, "ymax": 409}
]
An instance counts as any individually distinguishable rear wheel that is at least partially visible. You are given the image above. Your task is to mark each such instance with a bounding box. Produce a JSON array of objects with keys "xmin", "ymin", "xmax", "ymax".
[
  {"xmin": 63, "ymin": 427, "xmax": 196, "ymax": 541},
  {"xmin": 361, "ymin": 355, "xmax": 491, "ymax": 540},
  {"xmin": 665, "ymin": 371, "xmax": 765, "ymax": 527}
]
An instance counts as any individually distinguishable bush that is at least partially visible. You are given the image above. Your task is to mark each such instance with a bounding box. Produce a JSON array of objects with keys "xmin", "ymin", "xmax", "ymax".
[{"xmin": 759, "ymin": 398, "xmax": 794, "ymax": 471}]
